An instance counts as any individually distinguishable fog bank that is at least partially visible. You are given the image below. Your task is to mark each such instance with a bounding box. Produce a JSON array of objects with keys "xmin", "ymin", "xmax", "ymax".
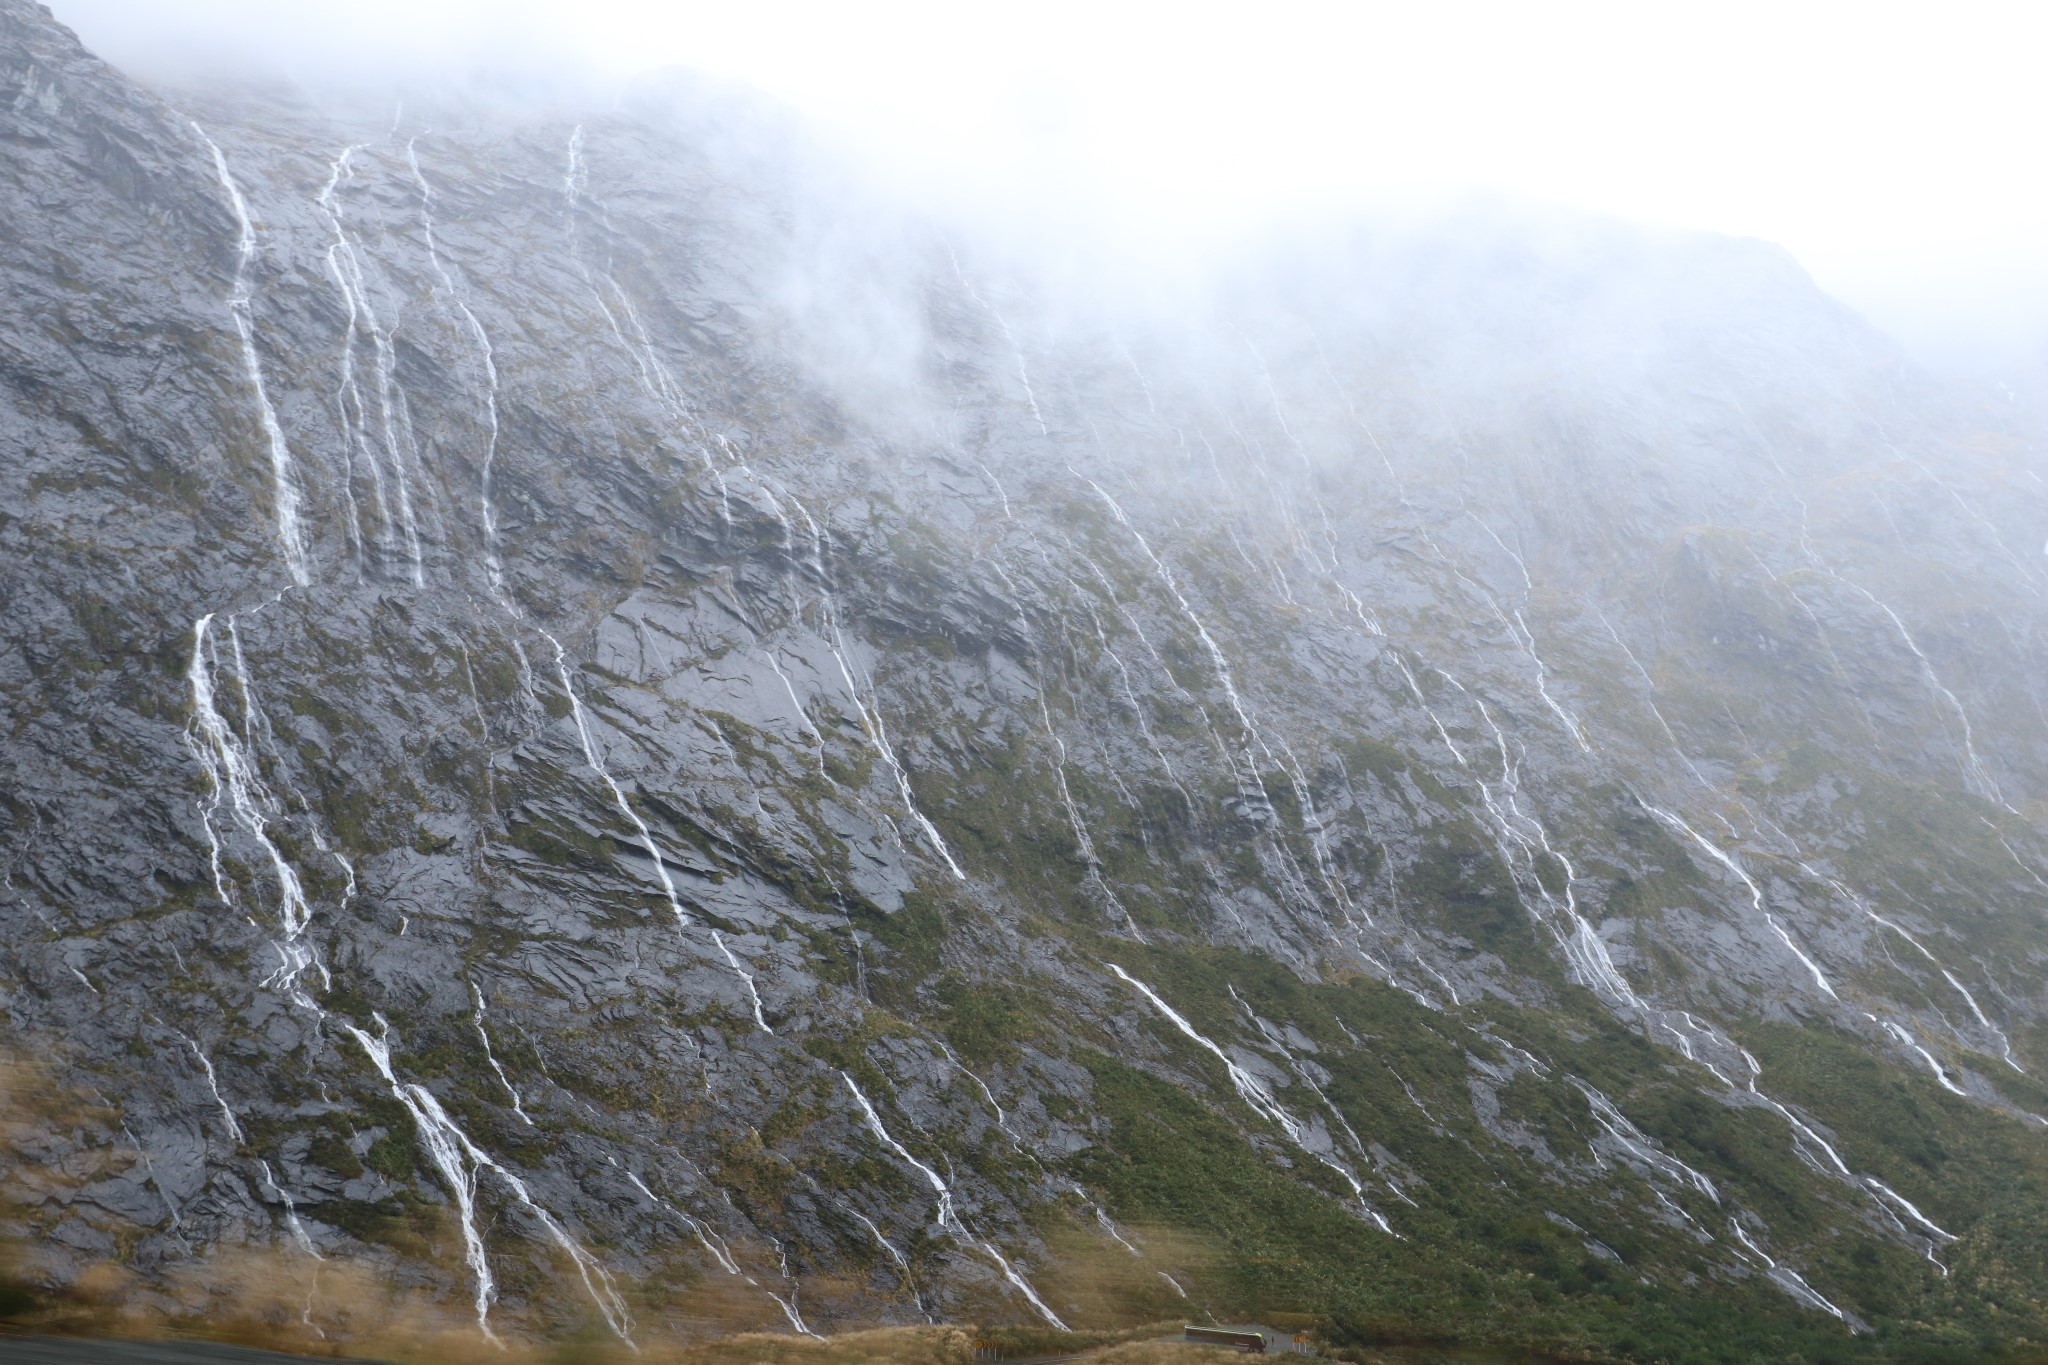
[{"xmin": 42, "ymin": 0, "xmax": 2048, "ymax": 380}]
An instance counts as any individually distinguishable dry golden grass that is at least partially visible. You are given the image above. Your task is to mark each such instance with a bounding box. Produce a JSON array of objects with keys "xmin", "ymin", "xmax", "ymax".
[
  {"xmin": 1070, "ymin": 1341, "xmax": 1238, "ymax": 1363},
  {"xmin": 0, "ymin": 1046, "xmax": 1258, "ymax": 1365}
]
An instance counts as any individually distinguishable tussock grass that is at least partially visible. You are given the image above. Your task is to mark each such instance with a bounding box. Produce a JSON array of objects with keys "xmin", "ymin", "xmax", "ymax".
[{"xmin": 1070, "ymin": 1343, "xmax": 1236, "ymax": 1364}]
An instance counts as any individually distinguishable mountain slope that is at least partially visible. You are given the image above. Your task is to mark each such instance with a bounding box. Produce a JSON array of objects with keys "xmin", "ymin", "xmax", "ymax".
[{"xmin": 6, "ymin": 3, "xmax": 2048, "ymax": 1359}]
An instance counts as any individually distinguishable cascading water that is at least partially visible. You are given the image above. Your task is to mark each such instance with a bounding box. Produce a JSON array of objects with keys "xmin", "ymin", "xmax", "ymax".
[
  {"xmin": 1637, "ymin": 800, "xmax": 1836, "ymax": 998},
  {"xmin": 1858, "ymin": 589, "xmax": 2007, "ymax": 810},
  {"xmin": 1234, "ymin": 375, "xmax": 1947, "ymax": 1296},
  {"xmin": 931, "ymin": 1038, "xmax": 1144, "ymax": 1254},
  {"xmin": 838, "ymin": 1070, "xmax": 1068, "ymax": 1328},
  {"xmin": 1076, "ymin": 478, "xmax": 1343, "ymax": 937},
  {"xmin": 347, "ymin": 1014, "xmax": 635, "ymax": 1344},
  {"xmin": 625, "ymin": 1170, "xmax": 743, "ymax": 1275},
  {"xmin": 258, "ymin": 1157, "xmax": 326, "ymax": 1334},
  {"xmin": 1068, "ymin": 587, "xmax": 1196, "ymax": 814},
  {"xmin": 1795, "ymin": 851, "xmax": 2021, "ymax": 1072},
  {"xmin": 1107, "ymin": 964, "xmax": 1395, "ymax": 1234},
  {"xmin": 767, "ymin": 1242, "xmax": 821, "ymax": 1337},
  {"xmin": 1406, "ymin": 661, "xmax": 1642, "ymax": 1010},
  {"xmin": 1593, "ymin": 602, "xmax": 2022, "ymax": 1081},
  {"xmin": 1382, "ymin": 626, "xmax": 1941, "ymax": 1295},
  {"xmin": 1726, "ymin": 1218, "xmax": 1850, "ymax": 1321},
  {"xmin": 785, "ymin": 498, "xmax": 966, "ymax": 880},
  {"xmin": 1229, "ymin": 985, "xmax": 1412, "ymax": 1219},
  {"xmin": 1461, "ymin": 513, "xmax": 1593, "ymax": 754},
  {"xmin": 406, "ymin": 138, "xmax": 506, "ymax": 587},
  {"xmin": 562, "ymin": 125, "xmax": 723, "ymax": 493},
  {"xmin": 192, "ymin": 124, "xmax": 310, "ymax": 585},
  {"xmin": 1748, "ymin": 436, "xmax": 2011, "ymax": 810},
  {"xmin": 1572, "ymin": 1078, "xmax": 1719, "ymax": 1205},
  {"xmin": 176, "ymin": 1028, "xmax": 244, "ymax": 1145},
  {"xmin": 185, "ymin": 607, "xmax": 641, "ymax": 1340},
  {"xmin": 980, "ymin": 555, "xmax": 1146, "ymax": 939},
  {"xmin": 316, "ymin": 142, "xmax": 426, "ymax": 584},
  {"xmin": 1878, "ymin": 1020, "xmax": 1969, "ymax": 1095},
  {"xmin": 470, "ymin": 983, "xmax": 535, "ymax": 1125},
  {"xmin": 1988, "ymin": 817, "xmax": 2048, "ymax": 897},
  {"xmin": 546, "ymin": 633, "xmax": 772, "ymax": 1030},
  {"xmin": 948, "ymin": 247, "xmax": 1049, "ymax": 437},
  {"xmin": 186, "ymin": 614, "xmax": 323, "ymax": 998}
]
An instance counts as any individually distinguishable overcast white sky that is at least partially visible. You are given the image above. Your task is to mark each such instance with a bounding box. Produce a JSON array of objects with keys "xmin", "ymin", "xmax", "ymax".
[{"xmin": 46, "ymin": 0, "xmax": 2048, "ymax": 373}]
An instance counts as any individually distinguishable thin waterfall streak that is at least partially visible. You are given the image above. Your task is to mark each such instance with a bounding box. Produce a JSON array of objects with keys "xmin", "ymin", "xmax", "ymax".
[
  {"xmin": 947, "ymin": 247, "xmax": 1047, "ymax": 436},
  {"xmin": 844, "ymin": 1204, "xmax": 909, "ymax": 1270},
  {"xmin": 547, "ymin": 637, "xmax": 768, "ymax": 1027},
  {"xmin": 766, "ymin": 1289, "xmax": 819, "ymax": 1338},
  {"xmin": 1591, "ymin": 604, "xmax": 1714, "ymax": 790},
  {"xmin": 470, "ymin": 983, "xmax": 535, "ymax": 1125},
  {"xmin": 626, "ymin": 1172, "xmax": 742, "ymax": 1275},
  {"xmin": 1638, "ymin": 800, "xmax": 1835, "ymax": 998},
  {"xmin": 763, "ymin": 652, "xmax": 826, "ymax": 767},
  {"xmin": 194, "ymin": 124, "xmax": 309, "ymax": 584},
  {"xmin": 316, "ymin": 143, "xmax": 423, "ymax": 584},
  {"xmin": 839, "ymin": 1070, "xmax": 1067, "ymax": 1327},
  {"xmin": 1032, "ymin": 686, "xmax": 1145, "ymax": 940},
  {"xmin": 1941, "ymin": 962, "xmax": 2024, "ymax": 1072},
  {"xmin": 820, "ymin": 617, "xmax": 965, "ymax": 878},
  {"xmin": 1878, "ymin": 1021, "xmax": 1968, "ymax": 1096},
  {"xmin": 1865, "ymin": 592, "xmax": 2006, "ymax": 807},
  {"xmin": 1740, "ymin": 1055, "xmax": 1852, "ymax": 1179},
  {"xmin": 1232, "ymin": 987, "xmax": 1401, "ymax": 1228},
  {"xmin": 187, "ymin": 615, "xmax": 322, "ymax": 995},
  {"xmin": 775, "ymin": 493, "xmax": 964, "ymax": 878},
  {"xmin": 564, "ymin": 125, "xmax": 721, "ymax": 483},
  {"xmin": 1794, "ymin": 848, "xmax": 2026, "ymax": 1073},
  {"xmin": 122, "ymin": 1124, "xmax": 186, "ymax": 1237},
  {"xmin": 178, "ymin": 1031, "xmax": 243, "ymax": 1144},
  {"xmin": 1418, "ymin": 668, "xmax": 1640, "ymax": 1010},
  {"xmin": 547, "ymin": 636, "xmax": 687, "ymax": 924},
  {"xmin": 348, "ymin": 1016, "xmax": 636, "ymax": 1345},
  {"xmin": 1761, "ymin": 469, "xmax": 2007, "ymax": 807},
  {"xmin": 1077, "ymin": 478, "xmax": 1336, "ymax": 925},
  {"xmin": 711, "ymin": 930, "xmax": 771, "ymax": 1032},
  {"xmin": 319, "ymin": 177, "xmax": 381, "ymax": 561},
  {"xmin": 1110, "ymin": 965, "xmax": 1393, "ymax": 1233},
  {"xmin": 1988, "ymin": 818, "xmax": 2048, "ymax": 896},
  {"xmin": 1082, "ymin": 478, "xmax": 1256, "ymax": 741},
  {"xmin": 840, "ymin": 1071, "xmax": 953, "ymax": 1223},
  {"xmin": 936, "ymin": 1039, "xmax": 1014, "ymax": 1138},
  {"xmin": 1573, "ymin": 1079, "xmax": 1718, "ymax": 1203},
  {"xmin": 1508, "ymin": 606, "xmax": 1591, "ymax": 752},
  {"xmin": 407, "ymin": 139, "xmax": 505, "ymax": 580},
  {"xmin": 1864, "ymin": 1176, "xmax": 1955, "ymax": 1243},
  {"xmin": 1745, "ymin": 547, "xmax": 1884, "ymax": 747},
  {"xmin": 257, "ymin": 1158, "xmax": 322, "ymax": 1259}
]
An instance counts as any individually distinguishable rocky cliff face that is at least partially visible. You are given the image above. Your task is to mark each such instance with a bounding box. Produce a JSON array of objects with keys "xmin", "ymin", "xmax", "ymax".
[{"xmin": 8, "ymin": 2, "xmax": 2048, "ymax": 1358}]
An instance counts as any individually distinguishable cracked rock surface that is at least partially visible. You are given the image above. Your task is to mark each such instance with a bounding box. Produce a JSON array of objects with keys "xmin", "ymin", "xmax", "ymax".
[{"xmin": 7, "ymin": 1, "xmax": 2048, "ymax": 1356}]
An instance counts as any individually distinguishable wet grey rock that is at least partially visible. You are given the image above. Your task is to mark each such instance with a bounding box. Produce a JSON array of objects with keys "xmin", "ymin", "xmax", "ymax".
[{"xmin": 7, "ymin": 0, "xmax": 2048, "ymax": 1350}]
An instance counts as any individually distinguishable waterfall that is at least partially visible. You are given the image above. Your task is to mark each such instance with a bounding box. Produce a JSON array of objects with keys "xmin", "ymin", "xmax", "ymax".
[
  {"xmin": 1637, "ymin": 800, "xmax": 1836, "ymax": 998},
  {"xmin": 548, "ymin": 633, "xmax": 770, "ymax": 1029},
  {"xmin": 470, "ymin": 983, "xmax": 536, "ymax": 1125},
  {"xmin": 192, "ymin": 125, "xmax": 310, "ymax": 585},
  {"xmin": 838, "ymin": 1071, "xmax": 1068, "ymax": 1328},
  {"xmin": 186, "ymin": 614, "xmax": 322, "ymax": 997},
  {"xmin": 316, "ymin": 143, "xmax": 426, "ymax": 585},
  {"xmin": 1107, "ymin": 964, "xmax": 1394, "ymax": 1235},
  {"xmin": 347, "ymin": 1015, "xmax": 635, "ymax": 1344},
  {"xmin": 406, "ymin": 138, "xmax": 505, "ymax": 586}
]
